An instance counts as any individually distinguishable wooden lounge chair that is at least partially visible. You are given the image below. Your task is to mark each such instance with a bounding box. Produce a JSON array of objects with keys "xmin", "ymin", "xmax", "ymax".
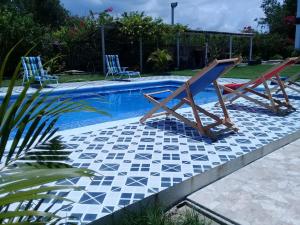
[
  {"xmin": 140, "ymin": 58, "xmax": 241, "ymax": 139},
  {"xmin": 21, "ymin": 56, "xmax": 58, "ymax": 87},
  {"xmin": 220, "ymin": 57, "xmax": 300, "ymax": 114},
  {"xmin": 105, "ymin": 55, "xmax": 141, "ymax": 79}
]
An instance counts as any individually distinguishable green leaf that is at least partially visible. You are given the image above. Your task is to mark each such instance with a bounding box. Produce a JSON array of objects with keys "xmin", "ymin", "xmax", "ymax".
[
  {"xmin": 0, "ymin": 193, "xmax": 74, "ymax": 207},
  {"xmin": 0, "ymin": 167, "xmax": 94, "ymax": 194},
  {"xmin": 4, "ymin": 222, "xmax": 45, "ymax": 225},
  {"xmin": 0, "ymin": 39, "xmax": 23, "ymax": 85},
  {"xmin": 0, "ymin": 210, "xmax": 60, "ymax": 220}
]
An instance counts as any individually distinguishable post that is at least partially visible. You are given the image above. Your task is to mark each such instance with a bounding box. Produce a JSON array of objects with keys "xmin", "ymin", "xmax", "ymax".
[
  {"xmin": 205, "ymin": 42, "xmax": 209, "ymax": 66},
  {"xmin": 249, "ymin": 36, "xmax": 253, "ymax": 61},
  {"xmin": 295, "ymin": 0, "xmax": 300, "ymax": 49},
  {"xmin": 176, "ymin": 33, "xmax": 180, "ymax": 68},
  {"xmin": 139, "ymin": 37, "xmax": 143, "ymax": 72},
  {"xmin": 171, "ymin": 2, "xmax": 178, "ymax": 25},
  {"xmin": 101, "ymin": 26, "xmax": 106, "ymax": 75},
  {"xmin": 171, "ymin": 6, "xmax": 174, "ymax": 25},
  {"xmin": 229, "ymin": 36, "xmax": 233, "ymax": 59},
  {"xmin": 204, "ymin": 34, "xmax": 209, "ymax": 66}
]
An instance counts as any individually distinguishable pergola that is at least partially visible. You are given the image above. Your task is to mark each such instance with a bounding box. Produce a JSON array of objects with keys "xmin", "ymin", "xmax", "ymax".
[{"xmin": 183, "ymin": 29, "xmax": 255, "ymax": 67}]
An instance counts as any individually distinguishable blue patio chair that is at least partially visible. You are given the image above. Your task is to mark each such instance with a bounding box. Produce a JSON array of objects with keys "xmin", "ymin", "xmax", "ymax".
[
  {"xmin": 21, "ymin": 56, "xmax": 58, "ymax": 87},
  {"xmin": 140, "ymin": 58, "xmax": 241, "ymax": 139},
  {"xmin": 105, "ymin": 55, "xmax": 141, "ymax": 79}
]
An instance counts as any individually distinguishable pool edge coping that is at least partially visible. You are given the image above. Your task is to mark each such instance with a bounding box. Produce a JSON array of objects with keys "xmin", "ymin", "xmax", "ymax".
[{"xmin": 0, "ymin": 78, "xmax": 187, "ymax": 98}]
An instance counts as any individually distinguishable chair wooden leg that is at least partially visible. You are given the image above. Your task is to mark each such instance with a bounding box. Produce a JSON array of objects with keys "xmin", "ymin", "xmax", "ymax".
[
  {"xmin": 221, "ymin": 84, "xmax": 276, "ymax": 112},
  {"xmin": 185, "ymin": 83, "xmax": 206, "ymax": 135},
  {"xmin": 214, "ymin": 81, "xmax": 230, "ymax": 120},
  {"xmin": 140, "ymin": 93, "xmax": 177, "ymax": 123},
  {"xmin": 262, "ymin": 80, "xmax": 277, "ymax": 113},
  {"xmin": 275, "ymin": 75, "xmax": 292, "ymax": 107},
  {"xmin": 140, "ymin": 95, "xmax": 163, "ymax": 123},
  {"xmin": 221, "ymin": 82, "xmax": 253, "ymax": 104},
  {"xmin": 166, "ymin": 100, "xmax": 185, "ymax": 117}
]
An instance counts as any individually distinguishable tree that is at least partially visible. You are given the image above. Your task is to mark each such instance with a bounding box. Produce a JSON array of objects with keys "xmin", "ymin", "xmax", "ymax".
[
  {"xmin": 29, "ymin": 0, "xmax": 69, "ymax": 28},
  {"xmin": 0, "ymin": 0, "xmax": 69, "ymax": 28},
  {"xmin": 258, "ymin": 0, "xmax": 296, "ymax": 39},
  {"xmin": 118, "ymin": 12, "xmax": 164, "ymax": 41},
  {"xmin": 255, "ymin": 0, "xmax": 296, "ymax": 59}
]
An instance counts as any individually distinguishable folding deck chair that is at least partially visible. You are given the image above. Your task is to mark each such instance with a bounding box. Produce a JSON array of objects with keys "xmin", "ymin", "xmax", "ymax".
[
  {"xmin": 140, "ymin": 58, "xmax": 241, "ymax": 139},
  {"xmin": 21, "ymin": 56, "xmax": 58, "ymax": 87},
  {"xmin": 105, "ymin": 55, "xmax": 141, "ymax": 79},
  {"xmin": 221, "ymin": 57, "xmax": 300, "ymax": 114}
]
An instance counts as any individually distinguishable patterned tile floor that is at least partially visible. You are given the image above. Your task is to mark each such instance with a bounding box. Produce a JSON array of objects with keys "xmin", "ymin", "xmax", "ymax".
[{"xmin": 12, "ymin": 77, "xmax": 294, "ymax": 224}]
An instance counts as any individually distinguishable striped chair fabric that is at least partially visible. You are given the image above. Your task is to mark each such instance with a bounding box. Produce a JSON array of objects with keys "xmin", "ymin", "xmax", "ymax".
[
  {"xmin": 21, "ymin": 56, "xmax": 58, "ymax": 86},
  {"xmin": 105, "ymin": 55, "xmax": 140, "ymax": 79}
]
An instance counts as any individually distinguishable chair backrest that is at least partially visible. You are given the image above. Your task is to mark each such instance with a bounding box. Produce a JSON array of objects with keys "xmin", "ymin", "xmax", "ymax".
[
  {"xmin": 105, "ymin": 55, "xmax": 122, "ymax": 73},
  {"xmin": 22, "ymin": 56, "xmax": 45, "ymax": 79},
  {"xmin": 252, "ymin": 57, "xmax": 299, "ymax": 87},
  {"xmin": 175, "ymin": 58, "xmax": 240, "ymax": 99}
]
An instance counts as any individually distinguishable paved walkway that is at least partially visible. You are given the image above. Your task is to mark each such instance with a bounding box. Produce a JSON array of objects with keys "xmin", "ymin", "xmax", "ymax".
[{"xmin": 188, "ymin": 139, "xmax": 300, "ymax": 225}]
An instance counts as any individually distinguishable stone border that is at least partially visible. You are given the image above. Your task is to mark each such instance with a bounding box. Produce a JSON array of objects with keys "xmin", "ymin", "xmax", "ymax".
[
  {"xmin": 177, "ymin": 200, "xmax": 238, "ymax": 225},
  {"xmin": 89, "ymin": 129, "xmax": 300, "ymax": 225}
]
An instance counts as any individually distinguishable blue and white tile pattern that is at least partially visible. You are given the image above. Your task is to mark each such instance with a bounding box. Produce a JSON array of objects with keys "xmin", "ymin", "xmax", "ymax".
[{"xmin": 41, "ymin": 89, "xmax": 300, "ymax": 224}]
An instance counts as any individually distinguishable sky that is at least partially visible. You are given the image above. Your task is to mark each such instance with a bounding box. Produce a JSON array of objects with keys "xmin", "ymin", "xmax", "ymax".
[{"xmin": 60, "ymin": 0, "xmax": 266, "ymax": 32}]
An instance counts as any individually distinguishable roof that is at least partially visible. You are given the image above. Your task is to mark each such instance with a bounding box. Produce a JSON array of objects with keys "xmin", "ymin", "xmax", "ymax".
[{"xmin": 185, "ymin": 29, "xmax": 255, "ymax": 37}]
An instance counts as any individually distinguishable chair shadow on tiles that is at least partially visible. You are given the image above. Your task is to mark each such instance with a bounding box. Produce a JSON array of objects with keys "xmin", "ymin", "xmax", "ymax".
[
  {"xmin": 144, "ymin": 116, "xmax": 237, "ymax": 144},
  {"xmin": 227, "ymin": 103, "xmax": 293, "ymax": 117},
  {"xmin": 273, "ymin": 94, "xmax": 300, "ymax": 101}
]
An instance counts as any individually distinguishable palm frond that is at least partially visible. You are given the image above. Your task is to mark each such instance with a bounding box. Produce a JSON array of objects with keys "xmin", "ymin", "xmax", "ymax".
[{"xmin": 0, "ymin": 43, "xmax": 105, "ymax": 224}]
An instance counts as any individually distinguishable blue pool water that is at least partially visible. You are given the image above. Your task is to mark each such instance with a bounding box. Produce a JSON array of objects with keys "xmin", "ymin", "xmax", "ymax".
[
  {"xmin": 7, "ymin": 81, "xmax": 218, "ymax": 131},
  {"xmin": 58, "ymin": 81, "xmax": 217, "ymax": 130}
]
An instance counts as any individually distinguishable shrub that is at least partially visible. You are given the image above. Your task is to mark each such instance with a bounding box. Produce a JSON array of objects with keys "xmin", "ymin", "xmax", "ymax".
[
  {"xmin": 147, "ymin": 49, "xmax": 173, "ymax": 73},
  {"xmin": 271, "ymin": 54, "xmax": 284, "ymax": 60}
]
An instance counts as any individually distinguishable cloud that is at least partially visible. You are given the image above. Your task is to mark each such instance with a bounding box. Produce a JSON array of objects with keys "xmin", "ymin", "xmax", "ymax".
[{"xmin": 61, "ymin": 0, "xmax": 265, "ymax": 32}]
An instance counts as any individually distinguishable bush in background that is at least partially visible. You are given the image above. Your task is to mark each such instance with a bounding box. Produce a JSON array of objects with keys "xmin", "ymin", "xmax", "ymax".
[{"xmin": 148, "ymin": 49, "xmax": 173, "ymax": 73}]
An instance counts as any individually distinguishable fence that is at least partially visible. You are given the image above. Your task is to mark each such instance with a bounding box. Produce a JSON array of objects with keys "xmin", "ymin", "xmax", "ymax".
[{"xmin": 60, "ymin": 26, "xmax": 254, "ymax": 74}]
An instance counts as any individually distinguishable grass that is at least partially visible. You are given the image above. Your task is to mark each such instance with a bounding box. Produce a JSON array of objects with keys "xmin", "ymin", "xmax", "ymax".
[
  {"xmin": 119, "ymin": 206, "xmax": 209, "ymax": 225},
  {"xmin": 172, "ymin": 64, "xmax": 300, "ymax": 79},
  {"xmin": 2, "ymin": 64, "xmax": 300, "ymax": 87}
]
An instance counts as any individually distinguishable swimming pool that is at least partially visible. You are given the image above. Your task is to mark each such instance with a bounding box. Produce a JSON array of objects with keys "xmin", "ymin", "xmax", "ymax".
[
  {"xmin": 6, "ymin": 80, "xmax": 218, "ymax": 131},
  {"xmin": 58, "ymin": 81, "xmax": 218, "ymax": 130}
]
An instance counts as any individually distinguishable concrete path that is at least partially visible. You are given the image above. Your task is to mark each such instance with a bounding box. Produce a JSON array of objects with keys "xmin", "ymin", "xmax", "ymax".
[{"xmin": 187, "ymin": 139, "xmax": 300, "ymax": 225}]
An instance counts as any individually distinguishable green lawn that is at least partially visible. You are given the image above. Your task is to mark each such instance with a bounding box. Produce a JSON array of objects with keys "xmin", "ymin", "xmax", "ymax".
[
  {"xmin": 2, "ymin": 64, "xmax": 300, "ymax": 87},
  {"xmin": 172, "ymin": 64, "xmax": 300, "ymax": 79}
]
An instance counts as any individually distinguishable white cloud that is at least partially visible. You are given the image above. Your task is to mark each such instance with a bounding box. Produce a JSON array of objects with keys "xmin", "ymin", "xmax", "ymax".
[{"xmin": 61, "ymin": 0, "xmax": 265, "ymax": 32}]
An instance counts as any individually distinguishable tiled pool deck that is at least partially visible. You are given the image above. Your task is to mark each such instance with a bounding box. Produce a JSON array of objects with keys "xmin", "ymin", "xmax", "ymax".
[
  {"xmin": 31, "ymin": 77, "xmax": 300, "ymax": 224},
  {"xmin": 6, "ymin": 77, "xmax": 299, "ymax": 224}
]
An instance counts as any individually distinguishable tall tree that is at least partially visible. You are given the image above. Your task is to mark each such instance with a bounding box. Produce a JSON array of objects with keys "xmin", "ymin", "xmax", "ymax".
[
  {"xmin": 30, "ymin": 0, "xmax": 69, "ymax": 28},
  {"xmin": 258, "ymin": 0, "xmax": 296, "ymax": 39},
  {"xmin": 0, "ymin": 0, "xmax": 69, "ymax": 28}
]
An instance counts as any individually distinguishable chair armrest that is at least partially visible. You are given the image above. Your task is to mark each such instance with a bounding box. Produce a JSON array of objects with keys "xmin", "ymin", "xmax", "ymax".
[
  {"xmin": 43, "ymin": 71, "xmax": 58, "ymax": 79},
  {"xmin": 108, "ymin": 67, "xmax": 121, "ymax": 72}
]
